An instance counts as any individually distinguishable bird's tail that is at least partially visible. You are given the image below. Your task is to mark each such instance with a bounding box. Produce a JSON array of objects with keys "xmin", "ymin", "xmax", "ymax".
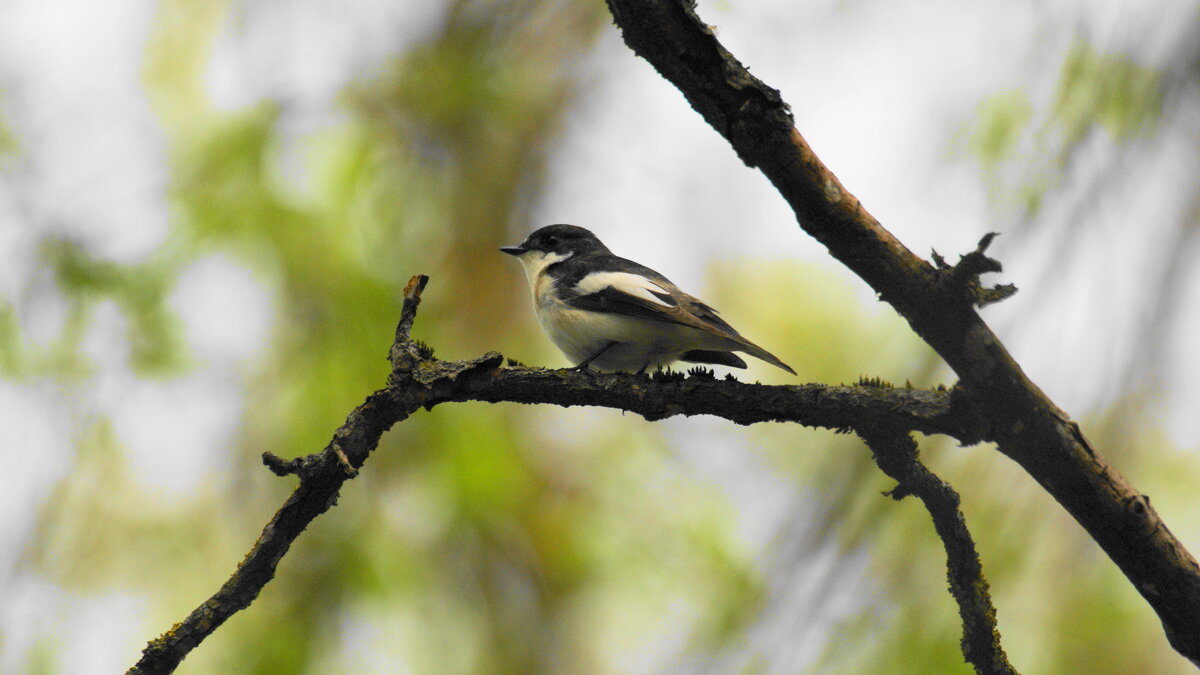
[
  {"xmin": 737, "ymin": 339, "xmax": 796, "ymax": 375},
  {"xmin": 681, "ymin": 350, "xmax": 748, "ymax": 369}
]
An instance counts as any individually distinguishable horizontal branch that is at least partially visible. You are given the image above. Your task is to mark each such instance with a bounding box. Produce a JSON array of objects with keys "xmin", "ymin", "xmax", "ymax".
[{"xmin": 400, "ymin": 352, "xmax": 973, "ymax": 437}]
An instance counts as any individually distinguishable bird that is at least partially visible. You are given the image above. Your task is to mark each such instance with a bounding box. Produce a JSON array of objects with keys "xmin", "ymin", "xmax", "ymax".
[{"xmin": 500, "ymin": 224, "xmax": 795, "ymax": 375}]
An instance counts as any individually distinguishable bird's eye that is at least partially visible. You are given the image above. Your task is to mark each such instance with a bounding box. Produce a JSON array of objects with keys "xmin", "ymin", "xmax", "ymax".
[{"xmin": 544, "ymin": 235, "xmax": 559, "ymax": 246}]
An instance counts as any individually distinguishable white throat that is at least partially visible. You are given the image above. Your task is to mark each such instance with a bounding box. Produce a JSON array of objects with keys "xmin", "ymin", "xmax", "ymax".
[{"xmin": 516, "ymin": 250, "xmax": 573, "ymax": 289}]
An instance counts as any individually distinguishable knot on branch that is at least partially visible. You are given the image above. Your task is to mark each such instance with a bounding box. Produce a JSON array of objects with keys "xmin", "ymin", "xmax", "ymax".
[
  {"xmin": 262, "ymin": 439, "xmax": 361, "ymax": 480},
  {"xmin": 262, "ymin": 451, "xmax": 305, "ymax": 477},
  {"xmin": 392, "ymin": 352, "xmax": 507, "ymax": 411},
  {"xmin": 932, "ymin": 233, "xmax": 1018, "ymax": 308}
]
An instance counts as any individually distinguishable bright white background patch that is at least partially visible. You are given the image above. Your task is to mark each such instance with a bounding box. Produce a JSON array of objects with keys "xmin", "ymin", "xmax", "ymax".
[{"xmin": 574, "ymin": 271, "xmax": 674, "ymax": 307}]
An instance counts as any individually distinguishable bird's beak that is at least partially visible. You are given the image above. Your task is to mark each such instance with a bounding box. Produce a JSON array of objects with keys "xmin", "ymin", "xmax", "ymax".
[{"xmin": 499, "ymin": 245, "xmax": 526, "ymax": 257}]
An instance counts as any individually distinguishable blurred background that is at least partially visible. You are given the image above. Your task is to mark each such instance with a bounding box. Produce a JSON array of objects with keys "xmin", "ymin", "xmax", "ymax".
[{"xmin": 2, "ymin": 0, "xmax": 1199, "ymax": 672}]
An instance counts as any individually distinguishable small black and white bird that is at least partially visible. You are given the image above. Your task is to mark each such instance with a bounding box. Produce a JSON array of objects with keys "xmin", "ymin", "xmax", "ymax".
[{"xmin": 500, "ymin": 224, "xmax": 795, "ymax": 375}]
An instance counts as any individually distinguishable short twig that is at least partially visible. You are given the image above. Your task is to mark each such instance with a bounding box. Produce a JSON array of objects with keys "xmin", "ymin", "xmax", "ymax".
[{"xmin": 395, "ymin": 274, "xmax": 429, "ymax": 342}]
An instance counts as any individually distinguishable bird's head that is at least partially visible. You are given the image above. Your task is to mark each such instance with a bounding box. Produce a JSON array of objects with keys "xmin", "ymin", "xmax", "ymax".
[{"xmin": 500, "ymin": 224, "xmax": 611, "ymax": 261}]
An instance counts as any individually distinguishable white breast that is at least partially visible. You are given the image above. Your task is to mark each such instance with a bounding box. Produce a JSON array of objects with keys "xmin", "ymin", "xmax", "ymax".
[{"xmin": 512, "ymin": 250, "xmax": 731, "ymax": 370}]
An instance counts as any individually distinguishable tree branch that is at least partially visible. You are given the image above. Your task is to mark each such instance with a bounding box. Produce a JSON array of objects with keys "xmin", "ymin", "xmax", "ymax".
[
  {"xmin": 604, "ymin": 0, "xmax": 1200, "ymax": 664},
  {"xmin": 127, "ymin": 278, "xmax": 436, "ymax": 675},
  {"xmin": 129, "ymin": 275, "xmax": 973, "ymax": 673},
  {"xmin": 406, "ymin": 358, "xmax": 973, "ymax": 432},
  {"xmin": 862, "ymin": 428, "xmax": 1016, "ymax": 675}
]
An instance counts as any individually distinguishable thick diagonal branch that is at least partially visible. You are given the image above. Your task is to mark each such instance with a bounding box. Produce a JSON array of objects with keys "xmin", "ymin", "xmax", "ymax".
[{"xmin": 605, "ymin": 0, "xmax": 1200, "ymax": 662}]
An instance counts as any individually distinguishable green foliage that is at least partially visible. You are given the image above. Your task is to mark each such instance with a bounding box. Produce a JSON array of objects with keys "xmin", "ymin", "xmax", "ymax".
[
  {"xmin": 44, "ymin": 238, "xmax": 187, "ymax": 377},
  {"xmin": 968, "ymin": 89, "xmax": 1033, "ymax": 170},
  {"xmin": 0, "ymin": 109, "xmax": 17, "ymax": 161},
  {"xmin": 0, "ymin": 302, "xmax": 22, "ymax": 377},
  {"xmin": 1053, "ymin": 40, "xmax": 1163, "ymax": 144},
  {"xmin": 1, "ymin": 238, "xmax": 188, "ymax": 380},
  {"xmin": 958, "ymin": 39, "xmax": 1164, "ymax": 216}
]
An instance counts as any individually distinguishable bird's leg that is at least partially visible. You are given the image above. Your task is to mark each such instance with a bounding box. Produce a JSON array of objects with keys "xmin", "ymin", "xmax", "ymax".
[{"xmin": 573, "ymin": 341, "xmax": 618, "ymax": 371}]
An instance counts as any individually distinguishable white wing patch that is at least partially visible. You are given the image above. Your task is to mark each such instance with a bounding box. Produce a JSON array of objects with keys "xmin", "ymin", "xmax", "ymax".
[{"xmin": 574, "ymin": 271, "xmax": 675, "ymax": 307}]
